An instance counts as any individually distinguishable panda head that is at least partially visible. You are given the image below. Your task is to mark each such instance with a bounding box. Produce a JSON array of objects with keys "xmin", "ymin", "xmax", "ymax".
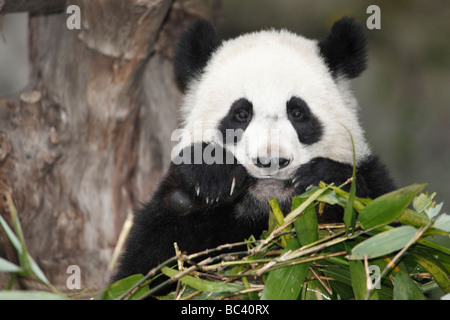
[{"xmin": 173, "ymin": 18, "xmax": 371, "ymax": 181}]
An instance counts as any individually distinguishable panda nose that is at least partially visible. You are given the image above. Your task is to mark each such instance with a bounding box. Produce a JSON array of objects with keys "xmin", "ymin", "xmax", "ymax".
[{"xmin": 254, "ymin": 157, "xmax": 291, "ymax": 169}]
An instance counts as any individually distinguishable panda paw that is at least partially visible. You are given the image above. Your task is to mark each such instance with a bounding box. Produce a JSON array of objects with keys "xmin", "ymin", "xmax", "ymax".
[{"xmin": 174, "ymin": 143, "xmax": 250, "ymax": 204}]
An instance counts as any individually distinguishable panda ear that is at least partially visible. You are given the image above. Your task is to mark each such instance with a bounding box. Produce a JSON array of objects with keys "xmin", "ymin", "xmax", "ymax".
[
  {"xmin": 174, "ymin": 19, "xmax": 220, "ymax": 85},
  {"xmin": 318, "ymin": 17, "xmax": 367, "ymax": 79}
]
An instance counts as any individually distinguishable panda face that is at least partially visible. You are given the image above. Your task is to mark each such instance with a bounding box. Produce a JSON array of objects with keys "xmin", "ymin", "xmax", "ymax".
[{"xmin": 175, "ymin": 19, "xmax": 371, "ymax": 181}]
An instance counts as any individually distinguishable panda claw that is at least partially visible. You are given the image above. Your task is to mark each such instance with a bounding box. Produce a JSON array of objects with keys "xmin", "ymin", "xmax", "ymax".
[
  {"xmin": 206, "ymin": 197, "xmax": 209, "ymax": 204},
  {"xmin": 230, "ymin": 177, "xmax": 236, "ymax": 196},
  {"xmin": 195, "ymin": 185, "xmax": 200, "ymax": 196}
]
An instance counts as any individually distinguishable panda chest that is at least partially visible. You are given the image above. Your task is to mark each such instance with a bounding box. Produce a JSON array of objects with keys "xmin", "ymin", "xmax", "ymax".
[{"xmin": 248, "ymin": 179, "xmax": 294, "ymax": 204}]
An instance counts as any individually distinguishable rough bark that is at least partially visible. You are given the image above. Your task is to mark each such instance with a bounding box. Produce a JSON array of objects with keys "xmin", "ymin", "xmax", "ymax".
[
  {"xmin": 0, "ymin": 0, "xmax": 219, "ymax": 297},
  {"xmin": 0, "ymin": 0, "xmax": 66, "ymax": 14}
]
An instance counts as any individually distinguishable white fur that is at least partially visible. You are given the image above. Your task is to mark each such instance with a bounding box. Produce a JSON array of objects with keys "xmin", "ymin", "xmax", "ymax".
[{"xmin": 176, "ymin": 29, "xmax": 371, "ymax": 179}]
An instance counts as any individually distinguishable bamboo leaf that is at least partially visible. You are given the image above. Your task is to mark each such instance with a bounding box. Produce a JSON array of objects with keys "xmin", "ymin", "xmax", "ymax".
[
  {"xmin": 411, "ymin": 250, "xmax": 450, "ymax": 293},
  {"xmin": 434, "ymin": 214, "xmax": 450, "ymax": 233},
  {"xmin": 269, "ymin": 198, "xmax": 290, "ymax": 247},
  {"xmin": 397, "ymin": 209, "xmax": 429, "ymax": 228},
  {"xmin": 2, "ymin": 194, "xmax": 51, "ymax": 286},
  {"xmin": 269, "ymin": 198, "xmax": 285, "ymax": 227},
  {"xmin": 0, "ymin": 214, "xmax": 22, "ymax": 254},
  {"xmin": 344, "ymin": 241, "xmax": 369, "ymax": 300},
  {"xmin": 343, "ymin": 130, "xmax": 357, "ymax": 232},
  {"xmin": 0, "ymin": 257, "xmax": 22, "ymax": 273},
  {"xmin": 267, "ymin": 203, "xmax": 277, "ymax": 235},
  {"xmin": 393, "ymin": 270, "xmax": 427, "ymax": 300},
  {"xmin": 0, "ymin": 290, "xmax": 65, "ymax": 300},
  {"xmin": 28, "ymin": 256, "xmax": 51, "ymax": 286},
  {"xmin": 2, "ymin": 194, "xmax": 33, "ymax": 276},
  {"xmin": 349, "ymin": 226, "xmax": 418, "ymax": 260},
  {"xmin": 300, "ymin": 277, "xmax": 332, "ymax": 300},
  {"xmin": 260, "ymin": 238, "xmax": 309, "ymax": 300},
  {"xmin": 96, "ymin": 274, "xmax": 149, "ymax": 300},
  {"xmin": 425, "ymin": 202, "xmax": 443, "ymax": 220},
  {"xmin": 316, "ymin": 189, "xmax": 347, "ymax": 207},
  {"xmin": 322, "ymin": 265, "xmax": 352, "ymax": 286},
  {"xmin": 358, "ymin": 184, "xmax": 426, "ymax": 229},
  {"xmin": 426, "ymin": 203, "xmax": 450, "ymax": 233},
  {"xmin": 292, "ymin": 196, "xmax": 318, "ymax": 246},
  {"xmin": 348, "ymin": 260, "xmax": 368, "ymax": 300},
  {"xmin": 161, "ymin": 267, "xmax": 244, "ymax": 293},
  {"xmin": 413, "ymin": 192, "xmax": 436, "ymax": 213},
  {"xmin": 284, "ymin": 185, "xmax": 331, "ymax": 222}
]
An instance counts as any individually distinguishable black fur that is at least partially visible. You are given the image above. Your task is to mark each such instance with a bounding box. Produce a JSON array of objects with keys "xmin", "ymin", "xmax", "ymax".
[
  {"xmin": 112, "ymin": 143, "xmax": 261, "ymax": 283},
  {"xmin": 174, "ymin": 143, "xmax": 252, "ymax": 203},
  {"xmin": 218, "ymin": 98, "xmax": 253, "ymax": 144},
  {"xmin": 111, "ymin": 165, "xmax": 266, "ymax": 282},
  {"xmin": 174, "ymin": 19, "xmax": 220, "ymax": 85},
  {"xmin": 318, "ymin": 17, "xmax": 367, "ymax": 79},
  {"xmin": 286, "ymin": 96, "xmax": 323, "ymax": 145},
  {"xmin": 293, "ymin": 155, "xmax": 396, "ymax": 222}
]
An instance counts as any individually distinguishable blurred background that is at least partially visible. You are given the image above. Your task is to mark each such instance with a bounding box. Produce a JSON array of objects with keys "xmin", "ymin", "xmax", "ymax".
[{"xmin": 1, "ymin": 0, "xmax": 449, "ymax": 203}]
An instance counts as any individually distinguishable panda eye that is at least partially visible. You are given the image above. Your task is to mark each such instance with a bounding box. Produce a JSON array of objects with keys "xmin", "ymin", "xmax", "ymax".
[
  {"xmin": 287, "ymin": 97, "xmax": 308, "ymax": 121},
  {"xmin": 290, "ymin": 108, "xmax": 304, "ymax": 120},
  {"xmin": 234, "ymin": 109, "xmax": 250, "ymax": 122}
]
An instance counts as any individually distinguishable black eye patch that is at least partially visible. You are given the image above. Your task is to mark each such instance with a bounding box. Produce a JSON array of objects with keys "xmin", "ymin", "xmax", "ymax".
[
  {"xmin": 218, "ymin": 98, "xmax": 253, "ymax": 144},
  {"xmin": 287, "ymin": 96, "xmax": 323, "ymax": 145}
]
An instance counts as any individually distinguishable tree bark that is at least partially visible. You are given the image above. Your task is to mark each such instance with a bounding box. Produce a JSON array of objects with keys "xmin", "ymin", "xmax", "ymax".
[
  {"xmin": 0, "ymin": 0, "xmax": 66, "ymax": 14},
  {"xmin": 0, "ymin": 0, "xmax": 219, "ymax": 297}
]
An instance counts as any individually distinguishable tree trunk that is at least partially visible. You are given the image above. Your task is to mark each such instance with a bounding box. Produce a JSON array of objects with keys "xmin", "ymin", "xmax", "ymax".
[{"xmin": 0, "ymin": 0, "xmax": 219, "ymax": 297}]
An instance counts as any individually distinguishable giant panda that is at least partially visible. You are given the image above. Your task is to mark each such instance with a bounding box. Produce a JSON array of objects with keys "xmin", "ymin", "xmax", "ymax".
[{"xmin": 113, "ymin": 17, "xmax": 395, "ymax": 283}]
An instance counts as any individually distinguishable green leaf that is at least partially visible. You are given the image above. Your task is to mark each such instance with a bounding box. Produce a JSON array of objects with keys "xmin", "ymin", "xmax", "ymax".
[
  {"xmin": 349, "ymin": 226, "xmax": 418, "ymax": 260},
  {"xmin": 292, "ymin": 196, "xmax": 318, "ymax": 246},
  {"xmin": 300, "ymin": 278, "xmax": 332, "ymax": 300},
  {"xmin": 27, "ymin": 256, "xmax": 51, "ymax": 286},
  {"xmin": 358, "ymin": 184, "xmax": 426, "ymax": 229},
  {"xmin": 413, "ymin": 192, "xmax": 436, "ymax": 213},
  {"xmin": 348, "ymin": 259, "xmax": 367, "ymax": 300},
  {"xmin": 96, "ymin": 274, "xmax": 149, "ymax": 300},
  {"xmin": 269, "ymin": 198, "xmax": 290, "ymax": 247},
  {"xmin": 0, "ymin": 290, "xmax": 65, "ymax": 300},
  {"xmin": 260, "ymin": 197, "xmax": 318, "ymax": 300},
  {"xmin": 267, "ymin": 203, "xmax": 277, "ymax": 235},
  {"xmin": 419, "ymin": 239, "xmax": 450, "ymax": 256},
  {"xmin": 0, "ymin": 198, "xmax": 51, "ymax": 286},
  {"xmin": 260, "ymin": 238, "xmax": 309, "ymax": 300},
  {"xmin": 161, "ymin": 267, "xmax": 244, "ymax": 293},
  {"xmin": 393, "ymin": 270, "xmax": 427, "ymax": 300},
  {"xmin": 425, "ymin": 202, "xmax": 443, "ymax": 220},
  {"xmin": 285, "ymin": 184, "xmax": 331, "ymax": 222},
  {"xmin": 322, "ymin": 265, "xmax": 352, "ymax": 286},
  {"xmin": 316, "ymin": 189, "xmax": 348, "ymax": 207},
  {"xmin": 411, "ymin": 250, "xmax": 450, "ymax": 293},
  {"xmin": 345, "ymin": 241, "xmax": 370, "ymax": 300},
  {"xmin": 426, "ymin": 203, "xmax": 450, "ymax": 233},
  {"xmin": 434, "ymin": 215, "xmax": 450, "ymax": 233},
  {"xmin": 397, "ymin": 209, "xmax": 429, "ymax": 228},
  {"xmin": 269, "ymin": 198, "xmax": 285, "ymax": 227},
  {"xmin": 0, "ymin": 257, "xmax": 22, "ymax": 273},
  {"xmin": 0, "ymin": 214, "xmax": 22, "ymax": 255},
  {"xmin": 343, "ymin": 130, "xmax": 357, "ymax": 232},
  {"xmin": 5, "ymin": 193, "xmax": 31, "ymax": 271}
]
